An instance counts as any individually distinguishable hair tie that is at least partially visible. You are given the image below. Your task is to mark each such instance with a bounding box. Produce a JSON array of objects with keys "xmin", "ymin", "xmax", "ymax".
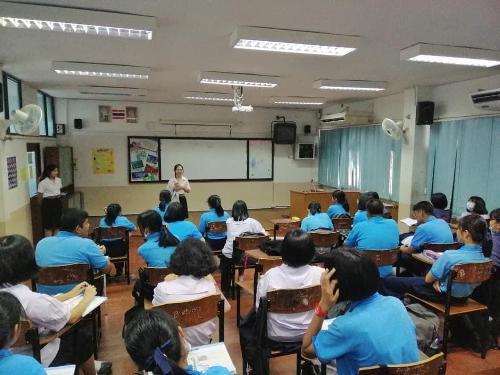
[{"xmin": 145, "ymin": 340, "xmax": 173, "ymax": 375}]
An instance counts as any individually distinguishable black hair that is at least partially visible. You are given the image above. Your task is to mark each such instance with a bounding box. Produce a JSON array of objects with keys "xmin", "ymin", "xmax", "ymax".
[
  {"xmin": 159, "ymin": 190, "xmax": 172, "ymax": 212},
  {"xmin": 332, "ymin": 190, "xmax": 349, "ymax": 212},
  {"xmin": 231, "ymin": 200, "xmax": 249, "ymax": 222},
  {"xmin": 170, "ymin": 239, "xmax": 217, "ymax": 278},
  {"xmin": 0, "ymin": 235, "xmax": 39, "ymax": 285},
  {"xmin": 458, "ymin": 214, "xmax": 488, "ymax": 244},
  {"xmin": 412, "ymin": 201, "xmax": 434, "ymax": 215},
  {"xmin": 60, "ymin": 208, "xmax": 89, "ymax": 232},
  {"xmin": 138, "ymin": 210, "xmax": 163, "ymax": 235},
  {"xmin": 490, "ymin": 208, "xmax": 500, "ymax": 222},
  {"xmin": 41, "ymin": 164, "xmax": 57, "ymax": 180},
  {"xmin": 208, "ymin": 195, "xmax": 224, "ymax": 217},
  {"xmin": 0, "ymin": 292, "xmax": 23, "ymax": 349},
  {"xmin": 124, "ymin": 309, "xmax": 186, "ymax": 375},
  {"xmin": 323, "ymin": 249, "xmax": 379, "ymax": 302},
  {"xmin": 358, "ymin": 191, "xmax": 379, "ymax": 211},
  {"xmin": 165, "ymin": 202, "xmax": 187, "ymax": 223},
  {"xmin": 104, "ymin": 203, "xmax": 122, "ymax": 226},
  {"xmin": 173, "ymin": 164, "xmax": 184, "ymax": 173},
  {"xmin": 430, "ymin": 193, "xmax": 448, "ymax": 210},
  {"xmin": 308, "ymin": 201, "xmax": 322, "ymax": 215},
  {"xmin": 366, "ymin": 199, "xmax": 384, "ymax": 216},
  {"xmin": 467, "ymin": 196, "xmax": 488, "ymax": 215},
  {"xmin": 281, "ymin": 229, "xmax": 315, "ymax": 267}
]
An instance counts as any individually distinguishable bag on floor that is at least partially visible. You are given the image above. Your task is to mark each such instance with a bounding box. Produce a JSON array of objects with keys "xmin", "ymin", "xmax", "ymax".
[
  {"xmin": 405, "ymin": 302, "xmax": 440, "ymax": 353},
  {"xmin": 239, "ymin": 301, "xmax": 270, "ymax": 375}
]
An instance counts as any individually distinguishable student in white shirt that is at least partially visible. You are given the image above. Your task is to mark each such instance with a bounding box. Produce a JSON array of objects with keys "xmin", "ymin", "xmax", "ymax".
[
  {"xmin": 256, "ymin": 229, "xmax": 323, "ymax": 342},
  {"xmin": 166, "ymin": 164, "xmax": 191, "ymax": 219},
  {"xmin": 220, "ymin": 200, "xmax": 266, "ymax": 295},
  {"xmin": 37, "ymin": 164, "xmax": 63, "ymax": 237},
  {"xmin": 0, "ymin": 235, "xmax": 104, "ymax": 374},
  {"xmin": 153, "ymin": 239, "xmax": 229, "ymax": 346}
]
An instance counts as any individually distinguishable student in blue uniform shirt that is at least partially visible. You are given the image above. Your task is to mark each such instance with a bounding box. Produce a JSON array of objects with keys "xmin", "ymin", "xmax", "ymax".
[
  {"xmin": 165, "ymin": 202, "xmax": 203, "ymax": 243},
  {"xmin": 344, "ymin": 199, "xmax": 399, "ymax": 278},
  {"xmin": 198, "ymin": 195, "xmax": 230, "ymax": 251},
  {"xmin": 327, "ymin": 190, "xmax": 350, "ymax": 218},
  {"xmin": 382, "ymin": 214, "xmax": 488, "ymax": 302},
  {"xmin": 0, "ymin": 292, "xmax": 46, "ymax": 375},
  {"xmin": 301, "ymin": 250, "xmax": 419, "ymax": 375},
  {"xmin": 153, "ymin": 190, "xmax": 172, "ymax": 223},
  {"xmin": 431, "ymin": 193, "xmax": 451, "ymax": 222},
  {"xmin": 125, "ymin": 309, "xmax": 231, "ymax": 375},
  {"xmin": 352, "ymin": 191, "xmax": 379, "ymax": 226},
  {"xmin": 35, "ymin": 208, "xmax": 116, "ymax": 295},
  {"xmin": 137, "ymin": 210, "xmax": 176, "ymax": 267},
  {"xmin": 301, "ymin": 201, "xmax": 334, "ymax": 232}
]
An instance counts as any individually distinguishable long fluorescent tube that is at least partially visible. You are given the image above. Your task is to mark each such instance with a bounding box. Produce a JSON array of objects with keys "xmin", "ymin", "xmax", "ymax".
[
  {"xmin": 313, "ymin": 79, "xmax": 387, "ymax": 91},
  {"xmin": 183, "ymin": 92, "xmax": 233, "ymax": 102},
  {"xmin": 0, "ymin": 1, "xmax": 156, "ymax": 40},
  {"xmin": 231, "ymin": 26, "xmax": 359, "ymax": 56},
  {"xmin": 200, "ymin": 72, "xmax": 278, "ymax": 88},
  {"xmin": 53, "ymin": 62, "xmax": 150, "ymax": 79},
  {"xmin": 400, "ymin": 43, "xmax": 500, "ymax": 68},
  {"xmin": 79, "ymin": 86, "xmax": 147, "ymax": 96},
  {"xmin": 271, "ymin": 97, "xmax": 325, "ymax": 105}
]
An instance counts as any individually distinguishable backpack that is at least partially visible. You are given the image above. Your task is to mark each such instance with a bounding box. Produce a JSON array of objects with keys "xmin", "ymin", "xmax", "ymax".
[
  {"xmin": 259, "ymin": 240, "xmax": 282, "ymax": 256},
  {"xmin": 405, "ymin": 303, "xmax": 440, "ymax": 354}
]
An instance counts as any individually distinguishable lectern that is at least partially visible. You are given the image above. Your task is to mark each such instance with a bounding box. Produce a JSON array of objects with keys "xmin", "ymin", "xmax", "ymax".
[{"xmin": 289, "ymin": 190, "xmax": 333, "ymax": 218}]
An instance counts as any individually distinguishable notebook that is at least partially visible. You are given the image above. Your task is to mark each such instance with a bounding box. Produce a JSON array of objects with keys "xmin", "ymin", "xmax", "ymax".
[
  {"xmin": 400, "ymin": 218, "xmax": 418, "ymax": 227},
  {"xmin": 188, "ymin": 342, "xmax": 236, "ymax": 374},
  {"xmin": 63, "ymin": 295, "xmax": 108, "ymax": 317},
  {"xmin": 45, "ymin": 365, "xmax": 76, "ymax": 375}
]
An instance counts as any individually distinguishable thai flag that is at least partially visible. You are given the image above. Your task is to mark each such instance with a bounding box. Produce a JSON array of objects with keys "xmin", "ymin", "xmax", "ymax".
[{"xmin": 112, "ymin": 109, "xmax": 126, "ymax": 119}]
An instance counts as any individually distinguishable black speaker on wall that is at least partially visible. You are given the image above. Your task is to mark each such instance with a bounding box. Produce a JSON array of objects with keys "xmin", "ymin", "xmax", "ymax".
[
  {"xmin": 416, "ymin": 101, "xmax": 434, "ymax": 125},
  {"xmin": 304, "ymin": 125, "xmax": 311, "ymax": 135},
  {"xmin": 74, "ymin": 119, "xmax": 83, "ymax": 129}
]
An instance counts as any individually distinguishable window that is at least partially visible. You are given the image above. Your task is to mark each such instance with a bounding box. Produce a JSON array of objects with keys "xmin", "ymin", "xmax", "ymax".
[
  {"xmin": 3, "ymin": 73, "xmax": 22, "ymax": 134},
  {"xmin": 46, "ymin": 96, "xmax": 54, "ymax": 136},
  {"xmin": 37, "ymin": 92, "xmax": 47, "ymax": 136},
  {"xmin": 36, "ymin": 90, "xmax": 56, "ymax": 137}
]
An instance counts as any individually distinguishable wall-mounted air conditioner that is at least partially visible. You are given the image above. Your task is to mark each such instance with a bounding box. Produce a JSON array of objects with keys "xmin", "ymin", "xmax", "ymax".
[
  {"xmin": 470, "ymin": 88, "xmax": 500, "ymax": 110},
  {"xmin": 319, "ymin": 110, "xmax": 372, "ymax": 125}
]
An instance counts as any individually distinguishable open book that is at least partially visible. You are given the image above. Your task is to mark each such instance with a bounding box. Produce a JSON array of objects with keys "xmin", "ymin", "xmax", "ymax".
[
  {"xmin": 400, "ymin": 218, "xmax": 418, "ymax": 227},
  {"xmin": 188, "ymin": 342, "xmax": 236, "ymax": 374},
  {"xmin": 63, "ymin": 295, "xmax": 107, "ymax": 317}
]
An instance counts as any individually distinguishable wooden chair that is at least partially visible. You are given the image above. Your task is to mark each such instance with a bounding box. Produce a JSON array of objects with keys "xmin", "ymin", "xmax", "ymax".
[
  {"xmin": 359, "ymin": 352, "xmax": 444, "ymax": 375},
  {"xmin": 242, "ymin": 285, "xmax": 321, "ymax": 375},
  {"xmin": 205, "ymin": 221, "xmax": 227, "ymax": 255},
  {"xmin": 153, "ymin": 294, "xmax": 225, "ymax": 342},
  {"xmin": 273, "ymin": 221, "xmax": 301, "ymax": 240},
  {"xmin": 231, "ymin": 234, "xmax": 270, "ymax": 298},
  {"xmin": 141, "ymin": 267, "xmax": 173, "ymax": 309},
  {"xmin": 332, "ymin": 217, "xmax": 353, "ymax": 231},
  {"xmin": 309, "ymin": 230, "xmax": 340, "ymax": 248},
  {"xmin": 406, "ymin": 261, "xmax": 493, "ymax": 362},
  {"xmin": 362, "ymin": 248, "xmax": 400, "ymax": 275},
  {"xmin": 382, "ymin": 211, "xmax": 393, "ymax": 219},
  {"xmin": 94, "ymin": 226, "xmax": 131, "ymax": 284},
  {"xmin": 422, "ymin": 242, "xmax": 461, "ymax": 252},
  {"xmin": 236, "ymin": 257, "xmax": 282, "ymax": 327}
]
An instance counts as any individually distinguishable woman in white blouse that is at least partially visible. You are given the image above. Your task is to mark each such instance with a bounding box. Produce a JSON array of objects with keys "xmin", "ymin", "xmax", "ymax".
[
  {"xmin": 0, "ymin": 235, "xmax": 102, "ymax": 374},
  {"xmin": 166, "ymin": 164, "xmax": 191, "ymax": 218},
  {"xmin": 37, "ymin": 164, "xmax": 63, "ymax": 237},
  {"xmin": 152, "ymin": 238, "xmax": 229, "ymax": 346}
]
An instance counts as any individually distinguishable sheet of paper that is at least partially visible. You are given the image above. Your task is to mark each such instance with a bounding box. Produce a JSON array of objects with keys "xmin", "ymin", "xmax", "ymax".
[
  {"xmin": 63, "ymin": 295, "xmax": 107, "ymax": 317},
  {"xmin": 401, "ymin": 235, "xmax": 414, "ymax": 247},
  {"xmin": 188, "ymin": 342, "xmax": 236, "ymax": 373},
  {"xmin": 45, "ymin": 365, "xmax": 76, "ymax": 375},
  {"xmin": 400, "ymin": 218, "xmax": 417, "ymax": 227}
]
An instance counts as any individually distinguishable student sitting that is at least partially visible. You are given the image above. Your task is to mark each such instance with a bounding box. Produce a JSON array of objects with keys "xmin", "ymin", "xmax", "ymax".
[
  {"xmin": 488, "ymin": 208, "xmax": 500, "ymax": 342},
  {"xmin": 344, "ymin": 199, "xmax": 399, "ymax": 278},
  {"xmin": 35, "ymin": 208, "xmax": 116, "ymax": 295},
  {"xmin": 400, "ymin": 201, "xmax": 454, "ymax": 255},
  {"xmin": 327, "ymin": 190, "xmax": 350, "ymax": 219},
  {"xmin": 431, "ymin": 192, "xmax": 451, "ymax": 222},
  {"xmin": 124, "ymin": 309, "xmax": 231, "ymax": 375},
  {"xmin": 256, "ymin": 229, "xmax": 323, "ymax": 342},
  {"xmin": 137, "ymin": 210, "xmax": 176, "ymax": 267},
  {"xmin": 153, "ymin": 239, "xmax": 229, "ymax": 346},
  {"xmin": 301, "ymin": 202, "xmax": 333, "ymax": 232},
  {"xmin": 153, "ymin": 190, "xmax": 172, "ymax": 223},
  {"xmin": 382, "ymin": 214, "xmax": 488, "ymax": 302},
  {"xmin": 0, "ymin": 292, "xmax": 45, "ymax": 375},
  {"xmin": 352, "ymin": 191, "xmax": 379, "ymax": 226},
  {"xmin": 220, "ymin": 200, "xmax": 266, "ymax": 295},
  {"xmin": 460, "ymin": 195, "xmax": 489, "ymax": 220},
  {"xmin": 198, "ymin": 195, "xmax": 230, "ymax": 251},
  {"xmin": 165, "ymin": 202, "xmax": 202, "ymax": 241},
  {"xmin": 301, "ymin": 250, "xmax": 419, "ymax": 375},
  {"xmin": 0, "ymin": 235, "xmax": 103, "ymax": 374}
]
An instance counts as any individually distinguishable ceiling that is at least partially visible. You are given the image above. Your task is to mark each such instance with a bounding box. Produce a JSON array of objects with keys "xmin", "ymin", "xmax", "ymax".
[{"xmin": 1, "ymin": 0, "xmax": 500, "ymax": 108}]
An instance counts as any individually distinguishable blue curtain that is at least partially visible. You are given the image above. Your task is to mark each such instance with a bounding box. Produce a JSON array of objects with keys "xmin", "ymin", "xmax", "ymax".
[
  {"xmin": 426, "ymin": 116, "xmax": 500, "ymax": 216},
  {"xmin": 318, "ymin": 126, "xmax": 401, "ymax": 200}
]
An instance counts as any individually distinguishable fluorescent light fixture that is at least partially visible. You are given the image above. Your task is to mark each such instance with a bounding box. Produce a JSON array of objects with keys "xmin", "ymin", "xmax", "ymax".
[
  {"xmin": 183, "ymin": 91, "xmax": 233, "ymax": 102},
  {"xmin": 0, "ymin": 1, "xmax": 156, "ymax": 40},
  {"xmin": 53, "ymin": 62, "xmax": 150, "ymax": 79},
  {"xmin": 271, "ymin": 96, "xmax": 326, "ymax": 105},
  {"xmin": 79, "ymin": 86, "xmax": 147, "ymax": 96},
  {"xmin": 313, "ymin": 79, "xmax": 387, "ymax": 91},
  {"xmin": 231, "ymin": 26, "xmax": 359, "ymax": 56},
  {"xmin": 200, "ymin": 72, "xmax": 278, "ymax": 88},
  {"xmin": 400, "ymin": 43, "xmax": 500, "ymax": 68},
  {"xmin": 232, "ymin": 105, "xmax": 253, "ymax": 112}
]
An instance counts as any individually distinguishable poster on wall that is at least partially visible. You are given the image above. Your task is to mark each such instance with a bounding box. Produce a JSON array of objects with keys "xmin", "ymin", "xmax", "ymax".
[
  {"xmin": 92, "ymin": 148, "xmax": 115, "ymax": 175},
  {"xmin": 98, "ymin": 105, "xmax": 111, "ymax": 122},
  {"xmin": 126, "ymin": 106, "xmax": 138, "ymax": 123},
  {"xmin": 6, "ymin": 156, "xmax": 17, "ymax": 189},
  {"xmin": 128, "ymin": 137, "xmax": 160, "ymax": 182}
]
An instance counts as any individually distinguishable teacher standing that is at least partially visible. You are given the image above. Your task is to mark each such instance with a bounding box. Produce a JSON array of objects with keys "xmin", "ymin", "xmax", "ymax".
[
  {"xmin": 166, "ymin": 164, "xmax": 191, "ymax": 218},
  {"xmin": 37, "ymin": 164, "xmax": 63, "ymax": 237}
]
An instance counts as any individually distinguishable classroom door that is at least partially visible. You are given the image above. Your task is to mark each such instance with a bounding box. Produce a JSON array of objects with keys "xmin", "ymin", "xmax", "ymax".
[{"xmin": 27, "ymin": 143, "xmax": 43, "ymax": 245}]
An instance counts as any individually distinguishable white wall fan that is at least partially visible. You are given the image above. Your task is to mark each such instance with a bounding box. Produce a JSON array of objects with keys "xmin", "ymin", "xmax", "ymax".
[
  {"xmin": 381, "ymin": 118, "xmax": 407, "ymax": 142},
  {"xmin": 0, "ymin": 104, "xmax": 43, "ymax": 140}
]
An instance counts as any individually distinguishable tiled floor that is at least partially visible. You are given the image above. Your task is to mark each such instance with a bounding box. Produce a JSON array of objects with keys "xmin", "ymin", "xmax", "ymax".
[{"xmin": 95, "ymin": 209, "xmax": 500, "ymax": 374}]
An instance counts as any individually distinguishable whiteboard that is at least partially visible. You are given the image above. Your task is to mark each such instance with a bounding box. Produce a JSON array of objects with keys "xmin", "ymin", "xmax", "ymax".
[
  {"xmin": 248, "ymin": 140, "xmax": 273, "ymax": 179},
  {"xmin": 160, "ymin": 139, "xmax": 248, "ymax": 180}
]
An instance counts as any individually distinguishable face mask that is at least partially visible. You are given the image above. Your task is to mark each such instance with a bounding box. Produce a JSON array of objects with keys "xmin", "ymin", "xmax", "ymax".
[{"xmin": 466, "ymin": 201, "xmax": 475, "ymax": 212}]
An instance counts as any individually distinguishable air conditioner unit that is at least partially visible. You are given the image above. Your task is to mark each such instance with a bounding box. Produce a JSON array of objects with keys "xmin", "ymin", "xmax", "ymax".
[
  {"xmin": 470, "ymin": 88, "xmax": 500, "ymax": 110},
  {"xmin": 319, "ymin": 110, "xmax": 371, "ymax": 125}
]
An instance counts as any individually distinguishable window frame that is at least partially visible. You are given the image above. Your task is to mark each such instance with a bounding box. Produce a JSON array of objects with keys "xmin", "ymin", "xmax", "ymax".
[
  {"xmin": 2, "ymin": 71, "xmax": 23, "ymax": 122},
  {"xmin": 37, "ymin": 90, "xmax": 56, "ymax": 138}
]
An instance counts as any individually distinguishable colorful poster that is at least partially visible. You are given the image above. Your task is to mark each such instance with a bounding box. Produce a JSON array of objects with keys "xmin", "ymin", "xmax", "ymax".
[
  {"xmin": 7, "ymin": 156, "xmax": 17, "ymax": 189},
  {"xmin": 92, "ymin": 148, "xmax": 115, "ymax": 174},
  {"xmin": 129, "ymin": 138, "xmax": 160, "ymax": 182}
]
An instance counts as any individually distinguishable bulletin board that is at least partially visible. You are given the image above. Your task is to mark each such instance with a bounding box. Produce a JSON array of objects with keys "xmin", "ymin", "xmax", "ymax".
[{"xmin": 128, "ymin": 137, "xmax": 160, "ymax": 182}]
